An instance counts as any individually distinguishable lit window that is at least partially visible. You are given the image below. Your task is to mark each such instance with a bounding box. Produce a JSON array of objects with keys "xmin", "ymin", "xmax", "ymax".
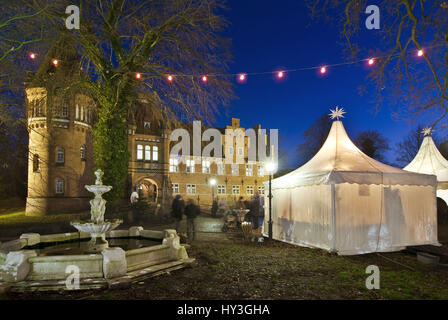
[
  {"xmin": 186, "ymin": 159, "xmax": 195, "ymax": 173},
  {"xmin": 202, "ymin": 160, "xmax": 211, "ymax": 174},
  {"xmin": 258, "ymin": 186, "xmax": 265, "ymax": 195},
  {"xmin": 187, "ymin": 184, "xmax": 196, "ymax": 194},
  {"xmin": 246, "ymin": 185, "xmax": 254, "ymax": 195},
  {"xmin": 80, "ymin": 106, "xmax": 84, "ymax": 121},
  {"xmin": 232, "ymin": 185, "xmax": 240, "ymax": 195},
  {"xmin": 258, "ymin": 165, "xmax": 264, "ymax": 177},
  {"xmin": 217, "ymin": 185, "xmax": 226, "ymax": 195},
  {"xmin": 169, "ymin": 158, "xmax": 179, "ymax": 172},
  {"xmin": 80, "ymin": 144, "xmax": 86, "ymax": 160},
  {"xmin": 56, "ymin": 178, "xmax": 64, "ymax": 194},
  {"xmin": 172, "ymin": 183, "xmax": 179, "ymax": 194},
  {"xmin": 246, "ymin": 164, "xmax": 253, "ymax": 176},
  {"xmin": 152, "ymin": 146, "xmax": 159, "ymax": 161},
  {"xmin": 33, "ymin": 154, "xmax": 39, "ymax": 172},
  {"xmin": 232, "ymin": 163, "xmax": 239, "ymax": 176},
  {"xmin": 136, "ymin": 145, "xmax": 143, "ymax": 160},
  {"xmin": 145, "ymin": 145, "xmax": 151, "ymax": 161},
  {"xmin": 56, "ymin": 147, "xmax": 65, "ymax": 163},
  {"xmin": 217, "ymin": 162, "xmax": 225, "ymax": 175},
  {"xmin": 75, "ymin": 104, "xmax": 79, "ymax": 120}
]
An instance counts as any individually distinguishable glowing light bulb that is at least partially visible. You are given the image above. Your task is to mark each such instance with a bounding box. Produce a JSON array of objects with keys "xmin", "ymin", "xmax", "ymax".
[
  {"xmin": 320, "ymin": 66, "xmax": 326, "ymax": 74},
  {"xmin": 418, "ymin": 49, "xmax": 424, "ymax": 57},
  {"xmin": 202, "ymin": 75, "xmax": 207, "ymax": 82},
  {"xmin": 239, "ymin": 74, "xmax": 245, "ymax": 81},
  {"xmin": 29, "ymin": 53, "xmax": 36, "ymax": 60},
  {"xmin": 277, "ymin": 71, "xmax": 284, "ymax": 78},
  {"xmin": 368, "ymin": 58, "xmax": 375, "ymax": 65},
  {"xmin": 52, "ymin": 59, "xmax": 58, "ymax": 66},
  {"xmin": 167, "ymin": 75, "xmax": 173, "ymax": 82},
  {"xmin": 135, "ymin": 73, "xmax": 142, "ymax": 79}
]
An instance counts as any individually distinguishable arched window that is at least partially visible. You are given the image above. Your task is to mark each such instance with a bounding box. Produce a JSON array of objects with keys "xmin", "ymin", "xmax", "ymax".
[
  {"xmin": 80, "ymin": 144, "xmax": 86, "ymax": 160},
  {"xmin": 136, "ymin": 145, "xmax": 143, "ymax": 160},
  {"xmin": 145, "ymin": 145, "xmax": 151, "ymax": 161},
  {"xmin": 75, "ymin": 104, "xmax": 79, "ymax": 120},
  {"xmin": 33, "ymin": 154, "xmax": 39, "ymax": 172},
  {"xmin": 55, "ymin": 178, "xmax": 64, "ymax": 194},
  {"xmin": 56, "ymin": 147, "xmax": 65, "ymax": 164}
]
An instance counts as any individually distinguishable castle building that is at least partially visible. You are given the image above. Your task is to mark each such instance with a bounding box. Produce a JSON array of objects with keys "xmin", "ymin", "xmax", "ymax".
[{"xmin": 25, "ymin": 36, "xmax": 270, "ymax": 216}]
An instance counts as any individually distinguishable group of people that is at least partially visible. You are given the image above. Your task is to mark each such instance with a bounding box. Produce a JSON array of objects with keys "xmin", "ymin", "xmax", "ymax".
[
  {"xmin": 237, "ymin": 192, "xmax": 265, "ymax": 242},
  {"xmin": 171, "ymin": 195, "xmax": 201, "ymax": 241}
]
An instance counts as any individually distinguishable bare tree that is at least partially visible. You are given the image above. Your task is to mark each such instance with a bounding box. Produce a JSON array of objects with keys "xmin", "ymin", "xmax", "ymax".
[
  {"xmin": 354, "ymin": 130, "xmax": 390, "ymax": 161},
  {"xmin": 308, "ymin": 1, "xmax": 448, "ymax": 128},
  {"xmin": 296, "ymin": 113, "xmax": 332, "ymax": 166}
]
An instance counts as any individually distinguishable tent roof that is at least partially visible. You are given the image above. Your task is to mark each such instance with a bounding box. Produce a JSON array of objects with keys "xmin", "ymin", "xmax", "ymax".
[
  {"xmin": 272, "ymin": 120, "xmax": 436, "ymax": 188},
  {"xmin": 403, "ymin": 135, "xmax": 448, "ymax": 185}
]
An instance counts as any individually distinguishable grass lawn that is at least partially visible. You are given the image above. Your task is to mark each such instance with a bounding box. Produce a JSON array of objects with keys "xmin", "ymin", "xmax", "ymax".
[
  {"xmin": 6, "ymin": 238, "xmax": 448, "ymax": 300},
  {"xmin": 0, "ymin": 208, "xmax": 90, "ymax": 227}
]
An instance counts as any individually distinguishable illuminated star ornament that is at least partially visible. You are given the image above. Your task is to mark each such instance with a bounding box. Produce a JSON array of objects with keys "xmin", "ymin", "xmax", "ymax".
[
  {"xmin": 329, "ymin": 106, "xmax": 346, "ymax": 120},
  {"xmin": 422, "ymin": 127, "xmax": 433, "ymax": 136}
]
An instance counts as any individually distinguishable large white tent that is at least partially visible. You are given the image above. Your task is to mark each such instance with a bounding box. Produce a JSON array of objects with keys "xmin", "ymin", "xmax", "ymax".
[
  {"xmin": 263, "ymin": 118, "xmax": 439, "ymax": 255},
  {"xmin": 403, "ymin": 130, "xmax": 448, "ymax": 205}
]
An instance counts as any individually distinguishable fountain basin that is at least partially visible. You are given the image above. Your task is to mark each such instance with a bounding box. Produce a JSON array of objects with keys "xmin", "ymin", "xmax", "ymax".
[{"xmin": 0, "ymin": 227, "xmax": 193, "ymax": 291}]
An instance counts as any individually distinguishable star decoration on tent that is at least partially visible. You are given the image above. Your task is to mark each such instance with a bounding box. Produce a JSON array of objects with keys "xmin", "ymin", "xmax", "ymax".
[
  {"xmin": 329, "ymin": 106, "xmax": 346, "ymax": 120},
  {"xmin": 422, "ymin": 127, "xmax": 433, "ymax": 136}
]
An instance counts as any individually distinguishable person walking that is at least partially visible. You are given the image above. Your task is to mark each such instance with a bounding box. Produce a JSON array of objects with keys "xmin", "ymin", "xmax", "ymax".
[
  {"xmin": 184, "ymin": 199, "xmax": 200, "ymax": 241},
  {"xmin": 171, "ymin": 195, "xmax": 185, "ymax": 233},
  {"xmin": 251, "ymin": 191, "xmax": 265, "ymax": 243}
]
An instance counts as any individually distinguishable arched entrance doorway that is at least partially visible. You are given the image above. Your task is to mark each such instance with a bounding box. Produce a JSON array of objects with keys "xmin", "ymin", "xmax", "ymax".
[{"xmin": 136, "ymin": 178, "xmax": 159, "ymax": 203}]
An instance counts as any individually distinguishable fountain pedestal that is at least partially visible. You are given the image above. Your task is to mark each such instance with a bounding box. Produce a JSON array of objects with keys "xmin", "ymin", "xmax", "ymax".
[{"xmin": 70, "ymin": 169, "xmax": 122, "ymax": 252}]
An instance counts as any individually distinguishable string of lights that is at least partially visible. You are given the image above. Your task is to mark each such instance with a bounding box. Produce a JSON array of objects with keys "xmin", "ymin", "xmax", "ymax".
[{"xmin": 26, "ymin": 44, "xmax": 437, "ymax": 83}]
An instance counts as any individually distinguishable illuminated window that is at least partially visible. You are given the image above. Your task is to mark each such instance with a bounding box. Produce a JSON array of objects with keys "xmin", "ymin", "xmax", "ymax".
[
  {"xmin": 152, "ymin": 146, "xmax": 159, "ymax": 161},
  {"xmin": 136, "ymin": 145, "xmax": 143, "ymax": 160},
  {"xmin": 217, "ymin": 162, "xmax": 225, "ymax": 175},
  {"xmin": 169, "ymin": 158, "xmax": 179, "ymax": 172},
  {"xmin": 246, "ymin": 164, "xmax": 253, "ymax": 176},
  {"xmin": 202, "ymin": 160, "xmax": 211, "ymax": 174},
  {"xmin": 258, "ymin": 165, "xmax": 264, "ymax": 177},
  {"xmin": 56, "ymin": 178, "xmax": 64, "ymax": 194},
  {"xmin": 231, "ymin": 164, "xmax": 239, "ymax": 176},
  {"xmin": 232, "ymin": 185, "xmax": 240, "ymax": 195},
  {"xmin": 186, "ymin": 159, "xmax": 195, "ymax": 173},
  {"xmin": 145, "ymin": 145, "xmax": 151, "ymax": 161},
  {"xmin": 187, "ymin": 184, "xmax": 196, "ymax": 194}
]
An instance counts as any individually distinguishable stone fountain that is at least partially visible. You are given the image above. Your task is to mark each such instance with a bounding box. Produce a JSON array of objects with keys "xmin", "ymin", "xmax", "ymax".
[{"xmin": 70, "ymin": 169, "xmax": 122, "ymax": 252}]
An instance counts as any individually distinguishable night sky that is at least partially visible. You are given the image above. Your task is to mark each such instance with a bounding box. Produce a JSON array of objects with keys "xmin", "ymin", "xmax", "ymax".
[{"xmin": 213, "ymin": 0, "xmax": 436, "ymax": 168}]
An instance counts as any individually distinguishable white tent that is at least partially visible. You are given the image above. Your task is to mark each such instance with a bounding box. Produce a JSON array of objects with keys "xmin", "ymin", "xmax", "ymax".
[
  {"xmin": 263, "ymin": 119, "xmax": 439, "ymax": 255},
  {"xmin": 403, "ymin": 131, "xmax": 448, "ymax": 205}
]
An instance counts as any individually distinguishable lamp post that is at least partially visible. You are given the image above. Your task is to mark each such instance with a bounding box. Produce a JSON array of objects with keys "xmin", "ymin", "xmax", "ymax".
[{"xmin": 265, "ymin": 161, "xmax": 276, "ymax": 240}]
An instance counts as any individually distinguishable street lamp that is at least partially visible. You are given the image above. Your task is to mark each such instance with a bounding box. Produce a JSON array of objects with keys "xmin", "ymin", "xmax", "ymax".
[{"xmin": 265, "ymin": 161, "xmax": 277, "ymax": 240}]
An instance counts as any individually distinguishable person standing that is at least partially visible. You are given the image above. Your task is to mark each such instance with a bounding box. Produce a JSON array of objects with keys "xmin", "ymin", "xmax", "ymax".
[
  {"xmin": 251, "ymin": 191, "xmax": 265, "ymax": 243},
  {"xmin": 130, "ymin": 187, "xmax": 139, "ymax": 204},
  {"xmin": 184, "ymin": 199, "xmax": 200, "ymax": 241},
  {"xmin": 171, "ymin": 195, "xmax": 185, "ymax": 233}
]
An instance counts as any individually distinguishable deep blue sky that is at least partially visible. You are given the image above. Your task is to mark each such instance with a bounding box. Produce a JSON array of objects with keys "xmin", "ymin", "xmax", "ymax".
[{"xmin": 212, "ymin": 0, "xmax": 429, "ymax": 168}]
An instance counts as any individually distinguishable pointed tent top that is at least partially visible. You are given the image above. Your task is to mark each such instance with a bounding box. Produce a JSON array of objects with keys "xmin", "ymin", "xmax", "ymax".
[
  {"xmin": 422, "ymin": 127, "xmax": 433, "ymax": 136},
  {"xmin": 271, "ymin": 120, "xmax": 435, "ymax": 188},
  {"xmin": 329, "ymin": 106, "xmax": 346, "ymax": 120},
  {"xmin": 403, "ymin": 133, "xmax": 448, "ymax": 182}
]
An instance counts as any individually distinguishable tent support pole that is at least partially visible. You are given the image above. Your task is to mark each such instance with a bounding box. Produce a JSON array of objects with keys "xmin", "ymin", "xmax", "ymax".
[{"xmin": 331, "ymin": 183, "xmax": 336, "ymax": 252}]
